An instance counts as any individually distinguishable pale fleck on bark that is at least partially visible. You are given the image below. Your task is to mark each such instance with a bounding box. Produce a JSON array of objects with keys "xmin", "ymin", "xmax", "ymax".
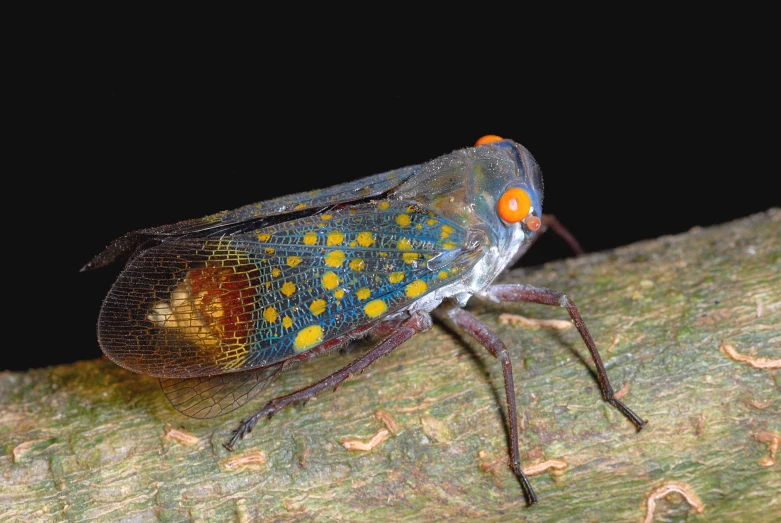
[
  {"xmin": 221, "ymin": 451, "xmax": 267, "ymax": 472},
  {"xmin": 375, "ymin": 410, "xmax": 399, "ymax": 435},
  {"xmin": 643, "ymin": 482, "xmax": 705, "ymax": 523},
  {"xmin": 523, "ymin": 459, "xmax": 568, "ymax": 476},
  {"xmin": 720, "ymin": 342, "xmax": 781, "ymax": 369},
  {"xmin": 164, "ymin": 426, "xmax": 199, "ymax": 446},
  {"xmin": 613, "ymin": 381, "xmax": 631, "ymax": 400},
  {"xmin": 607, "ymin": 333, "xmax": 620, "ymax": 353},
  {"xmin": 498, "ymin": 313, "xmax": 574, "ymax": 330},
  {"xmin": 2, "ymin": 209, "xmax": 779, "ymax": 523},
  {"xmin": 756, "ymin": 431, "xmax": 780, "ymax": 467},
  {"xmin": 341, "ymin": 429, "xmax": 390, "ymax": 451}
]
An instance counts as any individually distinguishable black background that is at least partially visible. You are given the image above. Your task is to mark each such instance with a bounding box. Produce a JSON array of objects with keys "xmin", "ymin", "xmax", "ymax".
[{"xmin": 10, "ymin": 35, "xmax": 777, "ymax": 372}]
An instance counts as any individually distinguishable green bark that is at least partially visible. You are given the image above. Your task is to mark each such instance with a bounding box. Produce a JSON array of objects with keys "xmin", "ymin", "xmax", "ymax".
[{"xmin": 2, "ymin": 209, "xmax": 779, "ymax": 523}]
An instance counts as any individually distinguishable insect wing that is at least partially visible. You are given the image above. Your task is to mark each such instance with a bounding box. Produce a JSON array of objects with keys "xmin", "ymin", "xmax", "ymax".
[
  {"xmin": 159, "ymin": 363, "xmax": 283, "ymax": 419},
  {"xmin": 98, "ymin": 200, "xmax": 478, "ymax": 378},
  {"xmin": 83, "ymin": 167, "xmax": 419, "ymax": 271}
]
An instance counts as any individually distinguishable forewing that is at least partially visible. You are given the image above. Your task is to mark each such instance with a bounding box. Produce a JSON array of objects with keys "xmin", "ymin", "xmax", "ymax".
[
  {"xmin": 98, "ymin": 200, "xmax": 477, "ymax": 378},
  {"xmin": 83, "ymin": 167, "xmax": 419, "ymax": 270},
  {"xmin": 159, "ymin": 363, "xmax": 283, "ymax": 419},
  {"xmin": 146, "ymin": 166, "xmax": 419, "ymax": 236}
]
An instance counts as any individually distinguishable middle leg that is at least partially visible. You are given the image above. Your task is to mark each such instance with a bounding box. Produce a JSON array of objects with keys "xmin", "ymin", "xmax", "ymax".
[{"xmin": 438, "ymin": 305, "xmax": 537, "ymax": 506}]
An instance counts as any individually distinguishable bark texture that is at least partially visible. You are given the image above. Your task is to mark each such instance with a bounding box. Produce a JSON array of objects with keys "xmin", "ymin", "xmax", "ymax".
[{"xmin": 2, "ymin": 209, "xmax": 779, "ymax": 523}]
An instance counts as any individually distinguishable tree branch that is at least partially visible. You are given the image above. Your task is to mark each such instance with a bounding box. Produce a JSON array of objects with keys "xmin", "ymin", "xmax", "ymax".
[{"xmin": 2, "ymin": 209, "xmax": 779, "ymax": 522}]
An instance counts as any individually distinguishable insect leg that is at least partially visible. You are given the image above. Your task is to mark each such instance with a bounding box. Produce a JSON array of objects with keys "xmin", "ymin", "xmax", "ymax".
[
  {"xmin": 439, "ymin": 306, "xmax": 537, "ymax": 506},
  {"xmin": 224, "ymin": 312, "xmax": 433, "ymax": 451},
  {"xmin": 480, "ymin": 284, "xmax": 647, "ymax": 431}
]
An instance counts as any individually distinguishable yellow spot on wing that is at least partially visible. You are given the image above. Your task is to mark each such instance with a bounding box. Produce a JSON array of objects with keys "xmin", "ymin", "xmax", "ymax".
[
  {"xmin": 294, "ymin": 203, "xmax": 307, "ymax": 210},
  {"xmin": 389, "ymin": 272, "xmax": 405, "ymax": 284},
  {"xmin": 442, "ymin": 241, "xmax": 457, "ymax": 250},
  {"xmin": 437, "ymin": 270, "xmax": 449, "ymax": 279},
  {"xmin": 405, "ymin": 280, "xmax": 427, "ymax": 298},
  {"xmin": 321, "ymin": 214, "xmax": 332, "ymax": 220},
  {"xmin": 272, "ymin": 267, "xmax": 281, "ymax": 277},
  {"xmin": 303, "ymin": 232, "xmax": 318, "ymax": 245},
  {"xmin": 281, "ymin": 281, "xmax": 296, "ymax": 297},
  {"xmin": 327, "ymin": 231, "xmax": 344, "ymax": 246},
  {"xmin": 257, "ymin": 233, "xmax": 271, "ymax": 241},
  {"xmin": 427, "ymin": 218, "xmax": 438, "ymax": 226},
  {"xmin": 364, "ymin": 299, "xmax": 388, "ymax": 318},
  {"xmin": 282, "ymin": 316, "xmax": 293, "ymax": 329},
  {"xmin": 322, "ymin": 271, "xmax": 339, "ymax": 290},
  {"xmin": 287, "ymin": 256, "xmax": 302, "ymax": 267},
  {"xmin": 378, "ymin": 201, "xmax": 390, "ymax": 210},
  {"xmin": 324, "ymin": 250, "xmax": 345, "ymax": 267},
  {"xmin": 294, "ymin": 325, "xmax": 323, "ymax": 352},
  {"xmin": 356, "ymin": 288, "xmax": 371, "ymax": 300},
  {"xmin": 349, "ymin": 258, "xmax": 365, "ymax": 271},
  {"xmin": 397, "ymin": 237, "xmax": 418, "ymax": 262},
  {"xmin": 264, "ymin": 306, "xmax": 278, "ymax": 323},
  {"xmin": 265, "ymin": 247, "xmax": 275, "ymax": 254},
  {"xmin": 309, "ymin": 299, "xmax": 326, "ymax": 316},
  {"xmin": 396, "ymin": 214, "xmax": 411, "ymax": 227},
  {"xmin": 441, "ymin": 224, "xmax": 455, "ymax": 238},
  {"xmin": 356, "ymin": 231, "xmax": 375, "ymax": 247},
  {"xmin": 334, "ymin": 289, "xmax": 345, "ymax": 299}
]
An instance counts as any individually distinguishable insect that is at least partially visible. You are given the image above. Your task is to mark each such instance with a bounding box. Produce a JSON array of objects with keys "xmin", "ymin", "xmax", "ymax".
[{"xmin": 84, "ymin": 135, "xmax": 646, "ymax": 505}]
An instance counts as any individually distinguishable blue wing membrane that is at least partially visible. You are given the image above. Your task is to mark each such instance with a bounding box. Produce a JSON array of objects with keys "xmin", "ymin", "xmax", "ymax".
[{"xmin": 98, "ymin": 200, "xmax": 478, "ymax": 378}]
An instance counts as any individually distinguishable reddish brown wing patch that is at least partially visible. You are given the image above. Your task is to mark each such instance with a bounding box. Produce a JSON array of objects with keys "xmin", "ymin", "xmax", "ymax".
[{"xmin": 186, "ymin": 263, "xmax": 258, "ymax": 348}]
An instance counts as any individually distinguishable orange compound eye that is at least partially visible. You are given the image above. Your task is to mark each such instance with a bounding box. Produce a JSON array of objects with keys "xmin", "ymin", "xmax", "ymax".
[
  {"xmin": 497, "ymin": 187, "xmax": 531, "ymax": 223},
  {"xmin": 475, "ymin": 134, "xmax": 504, "ymax": 146}
]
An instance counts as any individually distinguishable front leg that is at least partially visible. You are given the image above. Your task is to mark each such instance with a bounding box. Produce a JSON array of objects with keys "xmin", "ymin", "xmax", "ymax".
[{"xmin": 479, "ymin": 284, "xmax": 646, "ymax": 431}]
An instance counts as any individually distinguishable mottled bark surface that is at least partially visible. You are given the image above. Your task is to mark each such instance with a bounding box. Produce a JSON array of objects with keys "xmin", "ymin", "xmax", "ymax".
[{"xmin": 2, "ymin": 209, "xmax": 779, "ymax": 523}]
